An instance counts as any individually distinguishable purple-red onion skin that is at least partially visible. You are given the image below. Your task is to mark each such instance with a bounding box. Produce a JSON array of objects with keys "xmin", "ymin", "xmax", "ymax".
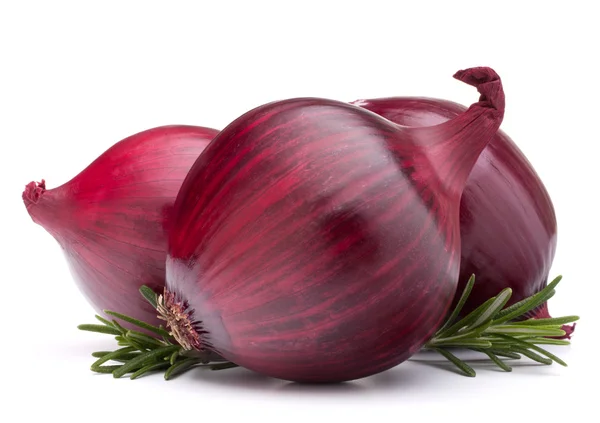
[
  {"xmin": 352, "ymin": 98, "xmax": 558, "ymax": 317},
  {"xmin": 167, "ymin": 68, "xmax": 505, "ymax": 382},
  {"xmin": 23, "ymin": 125, "xmax": 218, "ymax": 328}
]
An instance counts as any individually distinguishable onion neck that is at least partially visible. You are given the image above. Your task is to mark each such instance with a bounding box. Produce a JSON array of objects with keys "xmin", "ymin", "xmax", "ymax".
[
  {"xmin": 401, "ymin": 67, "xmax": 506, "ymax": 202},
  {"xmin": 22, "ymin": 179, "xmax": 73, "ymax": 240}
]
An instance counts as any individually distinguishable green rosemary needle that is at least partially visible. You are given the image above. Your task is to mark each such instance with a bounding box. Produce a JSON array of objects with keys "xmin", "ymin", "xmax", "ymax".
[{"xmin": 423, "ymin": 275, "xmax": 579, "ymax": 376}]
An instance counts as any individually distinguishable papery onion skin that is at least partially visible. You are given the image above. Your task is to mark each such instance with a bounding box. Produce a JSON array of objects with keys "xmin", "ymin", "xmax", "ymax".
[
  {"xmin": 166, "ymin": 67, "xmax": 506, "ymax": 383},
  {"xmin": 23, "ymin": 125, "xmax": 218, "ymax": 328},
  {"xmin": 351, "ymin": 97, "xmax": 562, "ymax": 327}
]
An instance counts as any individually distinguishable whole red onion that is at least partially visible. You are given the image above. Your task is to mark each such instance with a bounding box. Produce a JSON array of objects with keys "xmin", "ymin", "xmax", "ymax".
[
  {"xmin": 23, "ymin": 125, "xmax": 218, "ymax": 328},
  {"xmin": 161, "ymin": 67, "xmax": 506, "ymax": 383},
  {"xmin": 350, "ymin": 97, "xmax": 569, "ymax": 335}
]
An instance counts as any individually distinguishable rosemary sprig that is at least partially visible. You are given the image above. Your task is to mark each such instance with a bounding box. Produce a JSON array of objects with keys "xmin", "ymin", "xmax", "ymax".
[
  {"xmin": 423, "ymin": 275, "xmax": 579, "ymax": 376},
  {"xmin": 78, "ymin": 287, "xmax": 237, "ymax": 380}
]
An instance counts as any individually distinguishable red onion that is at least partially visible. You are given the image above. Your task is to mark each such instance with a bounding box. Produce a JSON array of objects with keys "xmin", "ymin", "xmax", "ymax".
[
  {"xmin": 161, "ymin": 67, "xmax": 506, "ymax": 383},
  {"xmin": 350, "ymin": 97, "xmax": 572, "ymax": 337},
  {"xmin": 23, "ymin": 125, "xmax": 218, "ymax": 328}
]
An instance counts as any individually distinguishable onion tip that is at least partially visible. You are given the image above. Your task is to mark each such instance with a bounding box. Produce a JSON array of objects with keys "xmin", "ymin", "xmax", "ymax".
[
  {"xmin": 560, "ymin": 322, "xmax": 576, "ymax": 340},
  {"xmin": 22, "ymin": 179, "xmax": 46, "ymax": 208},
  {"xmin": 527, "ymin": 301, "xmax": 577, "ymax": 340},
  {"xmin": 453, "ymin": 66, "xmax": 505, "ymax": 116}
]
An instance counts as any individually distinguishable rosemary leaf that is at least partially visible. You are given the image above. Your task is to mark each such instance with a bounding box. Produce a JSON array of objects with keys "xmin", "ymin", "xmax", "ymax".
[
  {"xmin": 494, "ymin": 294, "xmax": 551, "ymax": 323},
  {"xmin": 105, "ymin": 310, "xmax": 171, "ymax": 338},
  {"xmin": 140, "ymin": 285, "xmax": 159, "ymax": 309},
  {"xmin": 92, "ymin": 351, "xmax": 142, "ymax": 361},
  {"xmin": 437, "ymin": 274, "xmax": 475, "ymax": 333},
  {"xmin": 113, "ymin": 345, "xmax": 180, "ymax": 378},
  {"xmin": 510, "ymin": 347, "xmax": 553, "ymax": 365},
  {"xmin": 91, "ymin": 346, "xmax": 137, "ymax": 369},
  {"xmin": 433, "ymin": 348, "xmax": 476, "ymax": 377},
  {"xmin": 436, "ymin": 296, "xmax": 497, "ymax": 339},
  {"xmin": 468, "ymin": 287, "xmax": 512, "ymax": 329},
  {"xmin": 164, "ymin": 358, "xmax": 201, "ymax": 380},
  {"xmin": 495, "ymin": 276, "xmax": 562, "ymax": 323},
  {"xmin": 78, "ymin": 324, "xmax": 121, "ymax": 336},
  {"xmin": 510, "ymin": 316, "xmax": 580, "ymax": 326},
  {"xmin": 95, "ymin": 315, "xmax": 116, "ymax": 328},
  {"xmin": 526, "ymin": 344, "xmax": 568, "ymax": 367},
  {"xmin": 479, "ymin": 350, "xmax": 512, "ymax": 372},
  {"xmin": 431, "ymin": 339, "xmax": 493, "ymax": 348},
  {"xmin": 126, "ymin": 338, "xmax": 151, "ymax": 352},
  {"xmin": 91, "ymin": 365, "xmax": 122, "ymax": 374},
  {"xmin": 490, "ymin": 350, "xmax": 521, "ymax": 360},
  {"xmin": 110, "ymin": 319, "xmax": 127, "ymax": 335},
  {"xmin": 525, "ymin": 338, "xmax": 571, "ymax": 346},
  {"xmin": 130, "ymin": 362, "xmax": 171, "ymax": 380},
  {"xmin": 486, "ymin": 326, "xmax": 566, "ymax": 337},
  {"xmin": 125, "ymin": 330, "xmax": 166, "ymax": 348},
  {"xmin": 210, "ymin": 362, "xmax": 240, "ymax": 371},
  {"xmin": 497, "ymin": 334, "xmax": 568, "ymax": 366}
]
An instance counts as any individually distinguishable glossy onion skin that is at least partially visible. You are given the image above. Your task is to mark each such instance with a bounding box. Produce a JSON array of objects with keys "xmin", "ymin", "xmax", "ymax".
[
  {"xmin": 167, "ymin": 68, "xmax": 505, "ymax": 382},
  {"xmin": 23, "ymin": 125, "xmax": 218, "ymax": 327},
  {"xmin": 352, "ymin": 98, "xmax": 557, "ymax": 316}
]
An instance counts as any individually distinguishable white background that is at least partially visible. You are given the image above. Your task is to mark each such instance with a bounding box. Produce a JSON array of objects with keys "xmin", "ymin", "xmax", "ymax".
[{"xmin": 1, "ymin": 1, "xmax": 598, "ymax": 421}]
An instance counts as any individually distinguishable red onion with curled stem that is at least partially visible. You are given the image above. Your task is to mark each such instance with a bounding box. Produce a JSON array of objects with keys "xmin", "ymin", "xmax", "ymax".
[
  {"xmin": 23, "ymin": 125, "xmax": 218, "ymax": 329},
  {"xmin": 160, "ymin": 67, "xmax": 505, "ymax": 383},
  {"xmin": 350, "ymin": 96, "xmax": 573, "ymax": 338}
]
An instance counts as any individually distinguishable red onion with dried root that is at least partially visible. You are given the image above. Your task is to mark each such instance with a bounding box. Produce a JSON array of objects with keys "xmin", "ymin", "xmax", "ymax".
[
  {"xmin": 154, "ymin": 67, "xmax": 505, "ymax": 383},
  {"xmin": 350, "ymin": 96, "xmax": 574, "ymax": 338},
  {"xmin": 23, "ymin": 125, "xmax": 218, "ymax": 329}
]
